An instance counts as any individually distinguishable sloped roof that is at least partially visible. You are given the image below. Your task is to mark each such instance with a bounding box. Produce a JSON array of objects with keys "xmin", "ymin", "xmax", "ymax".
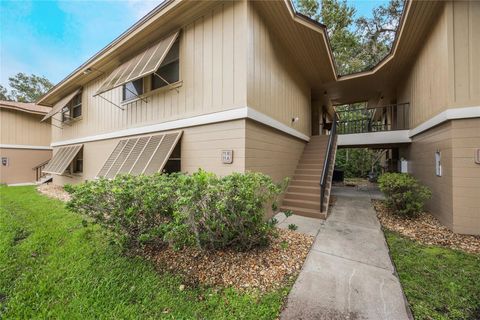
[
  {"xmin": 0, "ymin": 100, "xmax": 51, "ymax": 115},
  {"xmin": 36, "ymin": 0, "xmax": 442, "ymax": 106}
]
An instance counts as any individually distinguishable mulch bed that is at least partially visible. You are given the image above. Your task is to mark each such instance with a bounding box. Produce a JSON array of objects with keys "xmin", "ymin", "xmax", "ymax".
[
  {"xmin": 37, "ymin": 183, "xmax": 71, "ymax": 202},
  {"xmin": 144, "ymin": 229, "xmax": 313, "ymax": 292},
  {"xmin": 36, "ymin": 183, "xmax": 315, "ymax": 291},
  {"xmin": 373, "ymin": 200, "xmax": 480, "ymax": 255}
]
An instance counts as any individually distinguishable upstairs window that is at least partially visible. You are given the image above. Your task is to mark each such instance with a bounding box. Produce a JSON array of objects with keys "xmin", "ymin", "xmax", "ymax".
[
  {"xmin": 61, "ymin": 92, "xmax": 82, "ymax": 122},
  {"xmin": 123, "ymin": 78, "xmax": 144, "ymax": 102},
  {"xmin": 152, "ymin": 39, "xmax": 180, "ymax": 90}
]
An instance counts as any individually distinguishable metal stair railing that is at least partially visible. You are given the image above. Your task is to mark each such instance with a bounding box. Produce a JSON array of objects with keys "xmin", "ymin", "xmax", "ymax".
[{"xmin": 320, "ymin": 113, "xmax": 337, "ymax": 212}]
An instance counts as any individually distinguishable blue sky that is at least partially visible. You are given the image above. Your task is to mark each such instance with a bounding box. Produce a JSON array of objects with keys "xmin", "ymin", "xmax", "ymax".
[{"xmin": 0, "ymin": 0, "xmax": 388, "ymax": 89}]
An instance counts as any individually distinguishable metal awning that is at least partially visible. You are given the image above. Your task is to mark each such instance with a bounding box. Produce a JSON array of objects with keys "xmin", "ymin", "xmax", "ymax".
[
  {"xmin": 94, "ymin": 31, "xmax": 180, "ymax": 96},
  {"xmin": 42, "ymin": 88, "xmax": 82, "ymax": 122},
  {"xmin": 97, "ymin": 131, "xmax": 182, "ymax": 179},
  {"xmin": 43, "ymin": 144, "xmax": 83, "ymax": 175}
]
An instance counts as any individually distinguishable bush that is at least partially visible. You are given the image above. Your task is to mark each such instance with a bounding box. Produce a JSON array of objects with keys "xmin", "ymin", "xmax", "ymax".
[
  {"xmin": 66, "ymin": 170, "xmax": 284, "ymax": 251},
  {"xmin": 378, "ymin": 173, "xmax": 432, "ymax": 217},
  {"xmin": 165, "ymin": 170, "xmax": 284, "ymax": 251},
  {"xmin": 65, "ymin": 173, "xmax": 179, "ymax": 248}
]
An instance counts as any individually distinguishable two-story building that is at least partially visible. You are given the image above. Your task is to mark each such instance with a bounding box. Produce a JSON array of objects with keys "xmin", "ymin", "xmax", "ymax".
[{"xmin": 37, "ymin": 0, "xmax": 479, "ymax": 235}]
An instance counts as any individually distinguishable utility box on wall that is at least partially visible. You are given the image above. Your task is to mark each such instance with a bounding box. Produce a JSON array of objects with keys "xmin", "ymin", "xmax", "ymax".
[
  {"xmin": 221, "ymin": 150, "xmax": 233, "ymax": 164},
  {"xmin": 399, "ymin": 159, "xmax": 408, "ymax": 173}
]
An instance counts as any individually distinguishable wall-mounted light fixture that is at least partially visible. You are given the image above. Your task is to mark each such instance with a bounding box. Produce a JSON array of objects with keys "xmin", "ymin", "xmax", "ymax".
[{"xmin": 291, "ymin": 117, "xmax": 299, "ymax": 124}]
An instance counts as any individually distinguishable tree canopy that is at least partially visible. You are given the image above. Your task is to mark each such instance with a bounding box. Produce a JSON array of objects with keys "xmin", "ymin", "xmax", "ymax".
[
  {"xmin": 0, "ymin": 73, "xmax": 53, "ymax": 103},
  {"xmin": 294, "ymin": 0, "xmax": 404, "ymax": 75}
]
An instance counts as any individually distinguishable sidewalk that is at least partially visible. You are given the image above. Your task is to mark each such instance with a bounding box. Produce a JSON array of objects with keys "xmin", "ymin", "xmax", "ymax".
[{"xmin": 281, "ymin": 186, "xmax": 411, "ymax": 320}]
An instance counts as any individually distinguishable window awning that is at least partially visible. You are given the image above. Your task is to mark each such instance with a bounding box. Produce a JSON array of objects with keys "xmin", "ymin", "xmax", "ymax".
[
  {"xmin": 41, "ymin": 88, "xmax": 82, "ymax": 122},
  {"xmin": 97, "ymin": 131, "xmax": 182, "ymax": 179},
  {"xmin": 43, "ymin": 144, "xmax": 83, "ymax": 175},
  {"xmin": 94, "ymin": 31, "xmax": 180, "ymax": 96}
]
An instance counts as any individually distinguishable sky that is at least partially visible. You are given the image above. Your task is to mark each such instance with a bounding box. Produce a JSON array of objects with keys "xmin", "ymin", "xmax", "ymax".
[{"xmin": 0, "ymin": 0, "xmax": 388, "ymax": 90}]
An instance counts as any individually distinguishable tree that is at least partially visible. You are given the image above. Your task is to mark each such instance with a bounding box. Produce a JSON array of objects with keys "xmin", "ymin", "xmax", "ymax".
[
  {"xmin": 356, "ymin": 0, "xmax": 404, "ymax": 69},
  {"xmin": 294, "ymin": 0, "xmax": 405, "ymax": 75},
  {"xmin": 0, "ymin": 85, "xmax": 10, "ymax": 101},
  {"xmin": 6, "ymin": 73, "xmax": 53, "ymax": 103}
]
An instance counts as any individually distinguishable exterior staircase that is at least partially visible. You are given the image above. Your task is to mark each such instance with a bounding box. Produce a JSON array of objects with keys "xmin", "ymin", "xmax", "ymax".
[
  {"xmin": 33, "ymin": 160, "xmax": 52, "ymax": 185},
  {"xmin": 36, "ymin": 175, "xmax": 53, "ymax": 185},
  {"xmin": 280, "ymin": 135, "xmax": 337, "ymax": 219}
]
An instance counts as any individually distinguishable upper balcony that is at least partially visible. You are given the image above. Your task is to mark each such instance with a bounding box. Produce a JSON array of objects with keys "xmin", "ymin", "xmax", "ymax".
[{"xmin": 335, "ymin": 103, "xmax": 411, "ymax": 148}]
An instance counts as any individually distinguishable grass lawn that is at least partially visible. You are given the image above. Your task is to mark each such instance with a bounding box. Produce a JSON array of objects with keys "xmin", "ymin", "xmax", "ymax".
[
  {"xmin": 0, "ymin": 186, "xmax": 289, "ymax": 319},
  {"xmin": 384, "ymin": 230, "xmax": 480, "ymax": 320}
]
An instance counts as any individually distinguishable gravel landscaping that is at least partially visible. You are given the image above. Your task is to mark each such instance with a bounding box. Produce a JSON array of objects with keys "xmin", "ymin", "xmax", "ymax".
[
  {"xmin": 145, "ymin": 229, "xmax": 313, "ymax": 292},
  {"xmin": 373, "ymin": 199, "xmax": 480, "ymax": 255},
  {"xmin": 37, "ymin": 183, "xmax": 71, "ymax": 201}
]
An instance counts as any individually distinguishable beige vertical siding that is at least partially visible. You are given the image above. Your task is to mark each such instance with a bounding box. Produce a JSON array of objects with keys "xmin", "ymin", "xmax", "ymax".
[
  {"xmin": 181, "ymin": 120, "xmax": 246, "ymax": 176},
  {"xmin": 451, "ymin": 118, "xmax": 480, "ymax": 235},
  {"xmin": 0, "ymin": 148, "xmax": 52, "ymax": 184},
  {"xmin": 0, "ymin": 109, "xmax": 51, "ymax": 146},
  {"xmin": 53, "ymin": 119, "xmax": 246, "ymax": 186},
  {"xmin": 246, "ymin": 2, "xmax": 311, "ymax": 136},
  {"xmin": 52, "ymin": 1, "xmax": 248, "ymax": 144},
  {"xmin": 396, "ymin": 5, "xmax": 449, "ymax": 128},
  {"xmin": 397, "ymin": 1, "xmax": 480, "ymax": 128},
  {"xmin": 244, "ymin": 120, "xmax": 306, "ymax": 218},
  {"xmin": 448, "ymin": 0, "xmax": 480, "ymax": 107},
  {"xmin": 402, "ymin": 122, "xmax": 454, "ymax": 229},
  {"xmin": 245, "ymin": 120, "xmax": 305, "ymax": 183},
  {"xmin": 402, "ymin": 118, "xmax": 480, "ymax": 235}
]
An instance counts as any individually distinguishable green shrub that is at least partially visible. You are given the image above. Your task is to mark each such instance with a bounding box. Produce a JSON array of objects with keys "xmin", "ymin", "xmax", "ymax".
[
  {"xmin": 378, "ymin": 173, "xmax": 432, "ymax": 217},
  {"xmin": 164, "ymin": 170, "xmax": 285, "ymax": 251},
  {"xmin": 66, "ymin": 170, "xmax": 284, "ymax": 252},
  {"xmin": 65, "ymin": 173, "xmax": 179, "ymax": 248}
]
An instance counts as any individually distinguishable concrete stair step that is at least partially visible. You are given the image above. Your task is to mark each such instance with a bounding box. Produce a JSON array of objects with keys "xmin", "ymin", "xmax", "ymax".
[
  {"xmin": 295, "ymin": 168, "xmax": 323, "ymax": 175},
  {"xmin": 283, "ymin": 192, "xmax": 320, "ymax": 202},
  {"xmin": 287, "ymin": 185, "xmax": 321, "ymax": 194},
  {"xmin": 283, "ymin": 198, "xmax": 320, "ymax": 210},
  {"xmin": 290, "ymin": 179, "xmax": 320, "ymax": 187},
  {"xmin": 298, "ymin": 158, "xmax": 324, "ymax": 165},
  {"xmin": 293, "ymin": 174, "xmax": 321, "ymax": 181},
  {"xmin": 280, "ymin": 205, "xmax": 326, "ymax": 219},
  {"xmin": 297, "ymin": 163, "xmax": 324, "ymax": 170}
]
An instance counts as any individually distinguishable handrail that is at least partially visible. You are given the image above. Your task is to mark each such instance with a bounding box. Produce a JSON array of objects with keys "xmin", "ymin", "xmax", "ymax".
[
  {"xmin": 320, "ymin": 113, "xmax": 337, "ymax": 212},
  {"xmin": 33, "ymin": 160, "xmax": 50, "ymax": 170},
  {"xmin": 336, "ymin": 103, "xmax": 410, "ymax": 134},
  {"xmin": 33, "ymin": 159, "xmax": 50, "ymax": 182}
]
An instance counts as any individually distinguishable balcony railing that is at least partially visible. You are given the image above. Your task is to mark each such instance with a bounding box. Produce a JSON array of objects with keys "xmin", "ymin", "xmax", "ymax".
[{"xmin": 336, "ymin": 103, "xmax": 410, "ymax": 135}]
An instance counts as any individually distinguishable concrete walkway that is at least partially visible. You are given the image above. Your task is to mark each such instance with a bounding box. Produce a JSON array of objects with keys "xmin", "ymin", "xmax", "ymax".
[{"xmin": 281, "ymin": 186, "xmax": 411, "ymax": 320}]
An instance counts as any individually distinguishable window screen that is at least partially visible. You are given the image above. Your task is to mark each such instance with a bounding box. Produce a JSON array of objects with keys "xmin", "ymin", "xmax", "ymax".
[
  {"xmin": 152, "ymin": 40, "xmax": 179, "ymax": 90},
  {"xmin": 123, "ymin": 78, "xmax": 144, "ymax": 101}
]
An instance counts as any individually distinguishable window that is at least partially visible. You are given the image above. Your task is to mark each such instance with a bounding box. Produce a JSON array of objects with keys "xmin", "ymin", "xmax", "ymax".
[
  {"xmin": 163, "ymin": 142, "xmax": 181, "ymax": 174},
  {"xmin": 74, "ymin": 149, "xmax": 83, "ymax": 173},
  {"xmin": 61, "ymin": 106, "xmax": 70, "ymax": 122},
  {"xmin": 123, "ymin": 78, "xmax": 144, "ymax": 102},
  {"xmin": 435, "ymin": 151, "xmax": 442, "ymax": 177},
  {"xmin": 61, "ymin": 92, "xmax": 82, "ymax": 122},
  {"xmin": 152, "ymin": 40, "xmax": 179, "ymax": 90}
]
